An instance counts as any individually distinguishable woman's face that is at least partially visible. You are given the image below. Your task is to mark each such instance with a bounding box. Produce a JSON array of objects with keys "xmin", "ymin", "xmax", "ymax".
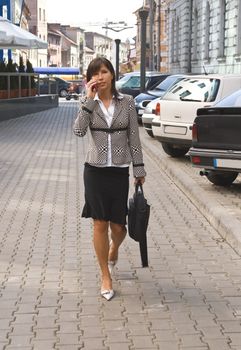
[{"xmin": 91, "ymin": 64, "xmax": 113, "ymax": 93}]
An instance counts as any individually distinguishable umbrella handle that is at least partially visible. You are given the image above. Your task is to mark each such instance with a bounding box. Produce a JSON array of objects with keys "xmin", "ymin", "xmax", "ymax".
[{"xmin": 135, "ymin": 182, "xmax": 143, "ymax": 194}]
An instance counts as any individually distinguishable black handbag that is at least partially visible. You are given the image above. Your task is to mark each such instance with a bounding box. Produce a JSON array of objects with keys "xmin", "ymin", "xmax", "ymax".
[{"xmin": 128, "ymin": 183, "xmax": 150, "ymax": 267}]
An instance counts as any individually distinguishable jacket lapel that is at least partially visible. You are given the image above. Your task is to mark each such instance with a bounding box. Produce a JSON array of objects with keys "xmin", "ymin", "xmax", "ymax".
[
  {"xmin": 95, "ymin": 103, "xmax": 107, "ymax": 123},
  {"xmin": 111, "ymin": 98, "xmax": 123, "ymax": 126}
]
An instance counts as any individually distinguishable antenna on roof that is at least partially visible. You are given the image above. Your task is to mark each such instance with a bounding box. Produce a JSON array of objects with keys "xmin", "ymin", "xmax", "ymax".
[{"xmin": 203, "ymin": 65, "xmax": 208, "ymax": 75}]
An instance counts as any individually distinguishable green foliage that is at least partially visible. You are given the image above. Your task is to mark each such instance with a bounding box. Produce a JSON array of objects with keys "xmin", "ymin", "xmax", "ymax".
[
  {"xmin": 0, "ymin": 58, "xmax": 36, "ymax": 91},
  {"xmin": 18, "ymin": 56, "xmax": 28, "ymax": 89},
  {"xmin": 6, "ymin": 58, "xmax": 18, "ymax": 89},
  {"xmin": 0, "ymin": 60, "xmax": 7, "ymax": 90},
  {"xmin": 26, "ymin": 59, "xmax": 36, "ymax": 88}
]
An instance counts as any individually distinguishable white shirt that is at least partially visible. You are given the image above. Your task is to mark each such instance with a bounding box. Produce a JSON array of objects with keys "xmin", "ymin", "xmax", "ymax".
[{"xmin": 94, "ymin": 94, "xmax": 128, "ymax": 167}]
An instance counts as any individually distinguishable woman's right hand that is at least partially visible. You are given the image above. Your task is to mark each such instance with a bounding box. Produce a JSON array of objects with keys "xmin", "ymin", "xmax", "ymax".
[{"xmin": 86, "ymin": 79, "xmax": 98, "ymax": 99}]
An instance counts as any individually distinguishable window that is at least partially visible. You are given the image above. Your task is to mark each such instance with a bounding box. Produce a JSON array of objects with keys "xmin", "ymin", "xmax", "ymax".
[
  {"xmin": 39, "ymin": 8, "xmax": 41, "ymax": 21},
  {"xmin": 205, "ymin": 2, "xmax": 210, "ymax": 60},
  {"xmin": 216, "ymin": 89, "xmax": 241, "ymax": 107},
  {"xmin": 123, "ymin": 76, "xmax": 141, "ymax": 88},
  {"xmin": 218, "ymin": 0, "xmax": 226, "ymax": 57},
  {"xmin": 171, "ymin": 19, "xmax": 175, "ymax": 63},
  {"xmin": 162, "ymin": 78, "xmax": 220, "ymax": 102},
  {"xmin": 175, "ymin": 17, "xmax": 180, "ymax": 62},
  {"xmin": 237, "ymin": 1, "xmax": 241, "ymax": 55},
  {"xmin": 193, "ymin": 8, "xmax": 198, "ymax": 60}
]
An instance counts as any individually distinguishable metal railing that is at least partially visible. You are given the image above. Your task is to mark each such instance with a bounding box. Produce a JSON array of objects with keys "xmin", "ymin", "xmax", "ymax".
[{"xmin": 0, "ymin": 73, "xmax": 40, "ymax": 99}]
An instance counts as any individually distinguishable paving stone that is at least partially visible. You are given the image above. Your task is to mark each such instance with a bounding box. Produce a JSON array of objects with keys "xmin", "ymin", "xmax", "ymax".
[
  {"xmin": 131, "ymin": 335, "xmax": 156, "ymax": 349},
  {"xmin": 204, "ymin": 339, "xmax": 231, "ymax": 349},
  {"xmin": 2, "ymin": 103, "xmax": 241, "ymax": 350},
  {"xmin": 180, "ymin": 334, "xmax": 206, "ymax": 347},
  {"xmin": 82, "ymin": 338, "xmax": 106, "ymax": 349}
]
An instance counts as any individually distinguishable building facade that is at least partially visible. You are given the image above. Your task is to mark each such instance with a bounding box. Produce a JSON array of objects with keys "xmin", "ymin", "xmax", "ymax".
[
  {"xmin": 47, "ymin": 24, "xmax": 62, "ymax": 67},
  {"xmin": 84, "ymin": 32, "xmax": 113, "ymax": 61},
  {"xmin": 166, "ymin": 0, "xmax": 241, "ymax": 74},
  {"xmin": 135, "ymin": 0, "xmax": 169, "ymax": 72},
  {"xmin": 26, "ymin": 0, "xmax": 47, "ymax": 66}
]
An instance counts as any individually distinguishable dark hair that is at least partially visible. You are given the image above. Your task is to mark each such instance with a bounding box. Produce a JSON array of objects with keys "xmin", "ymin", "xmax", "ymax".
[{"xmin": 86, "ymin": 57, "xmax": 119, "ymax": 99}]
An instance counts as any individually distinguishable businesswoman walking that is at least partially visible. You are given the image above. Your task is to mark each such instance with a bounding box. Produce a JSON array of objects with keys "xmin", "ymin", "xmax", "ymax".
[{"xmin": 73, "ymin": 57, "xmax": 146, "ymax": 300}]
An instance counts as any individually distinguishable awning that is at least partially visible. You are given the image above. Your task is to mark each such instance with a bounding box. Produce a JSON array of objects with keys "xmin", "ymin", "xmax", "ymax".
[
  {"xmin": 0, "ymin": 16, "xmax": 48, "ymax": 49},
  {"xmin": 34, "ymin": 67, "xmax": 80, "ymax": 75}
]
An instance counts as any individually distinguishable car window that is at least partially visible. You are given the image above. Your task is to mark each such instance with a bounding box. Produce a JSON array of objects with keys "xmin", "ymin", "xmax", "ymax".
[
  {"xmin": 154, "ymin": 76, "xmax": 184, "ymax": 92},
  {"xmin": 215, "ymin": 89, "xmax": 241, "ymax": 107},
  {"xmin": 122, "ymin": 76, "xmax": 141, "ymax": 88},
  {"xmin": 162, "ymin": 78, "xmax": 220, "ymax": 102},
  {"xmin": 147, "ymin": 76, "xmax": 164, "ymax": 89},
  {"xmin": 117, "ymin": 74, "xmax": 131, "ymax": 83}
]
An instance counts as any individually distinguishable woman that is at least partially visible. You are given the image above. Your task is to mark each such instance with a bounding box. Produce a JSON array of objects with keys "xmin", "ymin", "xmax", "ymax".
[{"xmin": 73, "ymin": 57, "xmax": 146, "ymax": 301}]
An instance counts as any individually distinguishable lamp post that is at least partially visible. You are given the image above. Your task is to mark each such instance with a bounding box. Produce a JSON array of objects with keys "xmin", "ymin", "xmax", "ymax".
[
  {"xmin": 115, "ymin": 39, "xmax": 121, "ymax": 80},
  {"xmin": 156, "ymin": 0, "xmax": 161, "ymax": 71},
  {"xmin": 139, "ymin": 7, "xmax": 149, "ymax": 93},
  {"xmin": 102, "ymin": 21, "xmax": 133, "ymax": 81},
  {"xmin": 149, "ymin": 0, "xmax": 154, "ymax": 71}
]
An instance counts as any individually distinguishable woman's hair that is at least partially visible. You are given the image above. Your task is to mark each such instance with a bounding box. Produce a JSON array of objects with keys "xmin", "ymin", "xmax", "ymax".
[{"xmin": 86, "ymin": 57, "xmax": 119, "ymax": 98}]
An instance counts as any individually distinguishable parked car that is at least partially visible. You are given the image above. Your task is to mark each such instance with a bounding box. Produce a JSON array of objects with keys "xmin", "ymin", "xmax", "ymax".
[
  {"xmin": 135, "ymin": 74, "xmax": 185, "ymax": 123},
  {"xmin": 189, "ymin": 89, "xmax": 241, "ymax": 186},
  {"xmin": 116, "ymin": 71, "xmax": 169, "ymax": 98},
  {"xmin": 146, "ymin": 74, "xmax": 241, "ymax": 157},
  {"xmin": 39, "ymin": 77, "xmax": 74, "ymax": 97}
]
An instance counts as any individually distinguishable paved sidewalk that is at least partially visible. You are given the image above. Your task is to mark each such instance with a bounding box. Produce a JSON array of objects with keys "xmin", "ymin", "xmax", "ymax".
[
  {"xmin": 1, "ymin": 101, "xmax": 241, "ymax": 350},
  {"xmin": 140, "ymin": 127, "xmax": 241, "ymax": 254}
]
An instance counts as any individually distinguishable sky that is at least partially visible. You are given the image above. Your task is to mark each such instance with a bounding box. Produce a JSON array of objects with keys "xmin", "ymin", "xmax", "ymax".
[{"xmin": 46, "ymin": 0, "xmax": 144, "ymax": 42}]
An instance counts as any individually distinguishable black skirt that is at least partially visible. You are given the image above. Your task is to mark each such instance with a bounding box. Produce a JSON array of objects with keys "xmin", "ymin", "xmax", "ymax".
[{"xmin": 82, "ymin": 163, "xmax": 129, "ymax": 225}]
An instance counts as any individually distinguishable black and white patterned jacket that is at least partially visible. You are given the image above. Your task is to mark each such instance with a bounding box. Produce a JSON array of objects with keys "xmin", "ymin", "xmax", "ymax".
[{"xmin": 73, "ymin": 94, "xmax": 146, "ymax": 178}]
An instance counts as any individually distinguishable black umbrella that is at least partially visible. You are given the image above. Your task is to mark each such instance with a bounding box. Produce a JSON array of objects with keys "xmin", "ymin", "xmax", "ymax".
[{"xmin": 128, "ymin": 183, "xmax": 150, "ymax": 267}]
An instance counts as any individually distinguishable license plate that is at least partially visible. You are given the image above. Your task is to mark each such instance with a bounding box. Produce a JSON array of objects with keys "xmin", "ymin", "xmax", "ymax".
[
  {"xmin": 138, "ymin": 110, "xmax": 144, "ymax": 115},
  {"xmin": 213, "ymin": 158, "xmax": 241, "ymax": 169},
  {"xmin": 164, "ymin": 125, "xmax": 187, "ymax": 135}
]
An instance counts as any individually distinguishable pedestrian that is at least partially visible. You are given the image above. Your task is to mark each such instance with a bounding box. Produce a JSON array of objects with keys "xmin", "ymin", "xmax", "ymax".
[{"xmin": 73, "ymin": 57, "xmax": 146, "ymax": 301}]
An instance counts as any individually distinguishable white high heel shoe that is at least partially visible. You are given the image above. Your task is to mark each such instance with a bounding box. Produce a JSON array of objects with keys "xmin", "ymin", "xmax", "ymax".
[{"xmin": 101, "ymin": 289, "xmax": 115, "ymax": 301}]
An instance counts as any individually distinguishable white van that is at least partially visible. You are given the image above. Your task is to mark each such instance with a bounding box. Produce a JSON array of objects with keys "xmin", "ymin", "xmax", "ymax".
[{"xmin": 148, "ymin": 75, "xmax": 241, "ymax": 157}]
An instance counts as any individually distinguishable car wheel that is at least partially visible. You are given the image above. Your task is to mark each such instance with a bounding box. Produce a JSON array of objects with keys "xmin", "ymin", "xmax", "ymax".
[
  {"xmin": 161, "ymin": 142, "xmax": 189, "ymax": 157},
  {"xmin": 206, "ymin": 170, "xmax": 238, "ymax": 186},
  {"xmin": 59, "ymin": 89, "xmax": 68, "ymax": 97}
]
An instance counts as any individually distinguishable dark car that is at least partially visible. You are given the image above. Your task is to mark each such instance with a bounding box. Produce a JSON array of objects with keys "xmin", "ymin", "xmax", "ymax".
[
  {"xmin": 116, "ymin": 71, "xmax": 169, "ymax": 98},
  {"xmin": 134, "ymin": 74, "xmax": 185, "ymax": 122},
  {"xmin": 39, "ymin": 77, "xmax": 72, "ymax": 97},
  {"xmin": 189, "ymin": 88, "xmax": 241, "ymax": 186}
]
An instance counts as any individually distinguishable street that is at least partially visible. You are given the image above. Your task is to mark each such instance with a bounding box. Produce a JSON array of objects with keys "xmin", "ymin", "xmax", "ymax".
[{"xmin": 1, "ymin": 100, "xmax": 241, "ymax": 350}]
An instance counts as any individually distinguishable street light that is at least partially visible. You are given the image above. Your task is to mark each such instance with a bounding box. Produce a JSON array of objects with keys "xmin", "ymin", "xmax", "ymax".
[
  {"xmin": 102, "ymin": 21, "xmax": 133, "ymax": 33},
  {"xmin": 102, "ymin": 21, "xmax": 133, "ymax": 81}
]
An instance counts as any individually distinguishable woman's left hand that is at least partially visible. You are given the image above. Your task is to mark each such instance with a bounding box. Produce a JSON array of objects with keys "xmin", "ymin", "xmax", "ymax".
[{"xmin": 134, "ymin": 177, "xmax": 145, "ymax": 185}]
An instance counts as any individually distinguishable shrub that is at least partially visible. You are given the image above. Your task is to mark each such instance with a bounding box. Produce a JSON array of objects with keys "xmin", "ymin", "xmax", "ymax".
[
  {"xmin": 26, "ymin": 59, "xmax": 36, "ymax": 88},
  {"xmin": 0, "ymin": 60, "xmax": 7, "ymax": 90},
  {"xmin": 18, "ymin": 56, "xmax": 28, "ymax": 89},
  {"xmin": 6, "ymin": 58, "xmax": 18, "ymax": 89}
]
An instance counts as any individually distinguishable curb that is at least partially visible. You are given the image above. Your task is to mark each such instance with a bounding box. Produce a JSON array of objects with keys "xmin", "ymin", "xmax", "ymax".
[{"xmin": 141, "ymin": 130, "xmax": 241, "ymax": 255}]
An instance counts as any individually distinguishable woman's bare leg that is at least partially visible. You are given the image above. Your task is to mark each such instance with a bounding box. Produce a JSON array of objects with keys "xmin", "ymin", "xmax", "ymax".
[
  {"xmin": 93, "ymin": 219, "xmax": 112, "ymax": 290},
  {"xmin": 109, "ymin": 223, "xmax": 127, "ymax": 261}
]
